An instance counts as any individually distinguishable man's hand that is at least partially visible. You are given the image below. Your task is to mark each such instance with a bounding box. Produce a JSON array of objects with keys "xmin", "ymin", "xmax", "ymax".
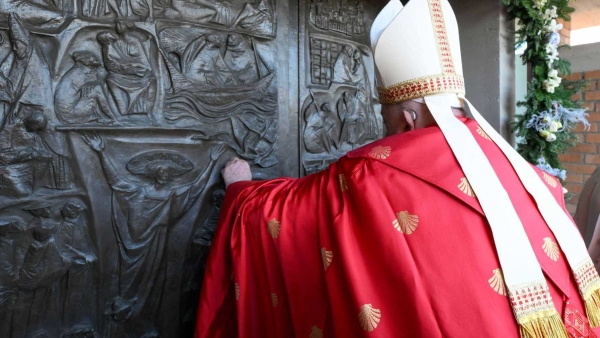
[{"xmin": 222, "ymin": 157, "xmax": 252, "ymax": 188}]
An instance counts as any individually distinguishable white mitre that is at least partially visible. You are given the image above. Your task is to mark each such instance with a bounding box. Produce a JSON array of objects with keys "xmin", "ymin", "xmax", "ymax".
[{"xmin": 371, "ymin": 1, "xmax": 600, "ymax": 337}]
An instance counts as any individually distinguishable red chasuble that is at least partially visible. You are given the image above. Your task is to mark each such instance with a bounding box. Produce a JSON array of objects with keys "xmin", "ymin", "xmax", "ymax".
[{"xmin": 195, "ymin": 118, "xmax": 599, "ymax": 338}]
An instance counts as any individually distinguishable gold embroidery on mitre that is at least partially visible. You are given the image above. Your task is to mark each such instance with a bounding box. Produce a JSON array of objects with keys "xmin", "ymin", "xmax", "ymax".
[
  {"xmin": 271, "ymin": 293, "xmax": 278, "ymax": 307},
  {"xmin": 377, "ymin": 74, "xmax": 465, "ymax": 105},
  {"xmin": 476, "ymin": 126, "xmax": 492, "ymax": 140},
  {"xmin": 268, "ymin": 219, "xmax": 281, "ymax": 239},
  {"xmin": 488, "ymin": 269, "xmax": 507, "ymax": 296},
  {"xmin": 393, "ymin": 211, "xmax": 419, "ymax": 235},
  {"xmin": 310, "ymin": 326, "xmax": 324, "ymax": 338},
  {"xmin": 358, "ymin": 304, "xmax": 381, "ymax": 332},
  {"xmin": 458, "ymin": 178, "xmax": 475, "ymax": 197},
  {"xmin": 321, "ymin": 248, "xmax": 333, "ymax": 270},
  {"xmin": 428, "ymin": 0, "xmax": 456, "ymax": 75},
  {"xmin": 543, "ymin": 172, "xmax": 558, "ymax": 188},
  {"xmin": 338, "ymin": 174, "xmax": 348, "ymax": 192},
  {"xmin": 235, "ymin": 283, "xmax": 240, "ymax": 300},
  {"xmin": 368, "ymin": 146, "xmax": 392, "ymax": 160},
  {"xmin": 543, "ymin": 238, "xmax": 560, "ymax": 262}
]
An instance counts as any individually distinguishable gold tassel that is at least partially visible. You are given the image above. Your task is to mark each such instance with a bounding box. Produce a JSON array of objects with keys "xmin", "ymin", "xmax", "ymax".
[
  {"xmin": 519, "ymin": 310, "xmax": 568, "ymax": 338},
  {"xmin": 584, "ymin": 286, "xmax": 600, "ymax": 327}
]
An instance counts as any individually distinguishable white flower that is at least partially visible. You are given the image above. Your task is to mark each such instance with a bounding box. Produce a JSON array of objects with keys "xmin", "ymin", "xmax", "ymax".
[
  {"xmin": 563, "ymin": 187, "xmax": 568, "ymax": 194},
  {"xmin": 548, "ymin": 19, "xmax": 563, "ymax": 33},
  {"xmin": 544, "ymin": 69, "xmax": 562, "ymax": 93},
  {"xmin": 548, "ymin": 120, "xmax": 560, "ymax": 132},
  {"xmin": 546, "ymin": 49, "xmax": 559, "ymax": 66},
  {"xmin": 548, "ymin": 32, "xmax": 561, "ymax": 47},
  {"xmin": 543, "ymin": 6, "xmax": 558, "ymax": 21},
  {"xmin": 543, "ymin": 80, "xmax": 557, "ymax": 93},
  {"xmin": 539, "ymin": 130, "xmax": 551, "ymax": 138},
  {"xmin": 533, "ymin": 0, "xmax": 548, "ymax": 9},
  {"xmin": 545, "ymin": 133, "xmax": 557, "ymax": 142}
]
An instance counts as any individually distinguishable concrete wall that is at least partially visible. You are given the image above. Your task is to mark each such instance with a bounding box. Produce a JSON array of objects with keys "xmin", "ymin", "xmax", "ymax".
[
  {"xmin": 561, "ymin": 42, "xmax": 600, "ymax": 73},
  {"xmin": 451, "ymin": 0, "xmax": 515, "ymax": 142}
]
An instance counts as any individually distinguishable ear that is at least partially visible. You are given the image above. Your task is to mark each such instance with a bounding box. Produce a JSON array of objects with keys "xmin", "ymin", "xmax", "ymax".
[{"xmin": 402, "ymin": 110, "xmax": 415, "ymax": 131}]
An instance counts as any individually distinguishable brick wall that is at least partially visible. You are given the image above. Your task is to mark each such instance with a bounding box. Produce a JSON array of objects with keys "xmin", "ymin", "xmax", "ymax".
[{"xmin": 559, "ymin": 70, "xmax": 600, "ymax": 214}]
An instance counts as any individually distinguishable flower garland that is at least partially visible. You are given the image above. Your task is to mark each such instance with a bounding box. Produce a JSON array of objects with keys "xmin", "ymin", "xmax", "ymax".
[{"xmin": 504, "ymin": 0, "xmax": 587, "ymax": 186}]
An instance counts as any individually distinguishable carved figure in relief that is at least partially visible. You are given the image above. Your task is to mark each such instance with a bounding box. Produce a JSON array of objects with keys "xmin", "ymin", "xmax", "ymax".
[
  {"xmin": 55, "ymin": 202, "xmax": 96, "ymax": 335},
  {"xmin": 337, "ymin": 88, "xmax": 365, "ymax": 147},
  {"xmin": 0, "ymin": 217, "xmax": 27, "ymax": 338},
  {"xmin": 0, "ymin": 15, "xmax": 53, "ymax": 128},
  {"xmin": 235, "ymin": 0, "xmax": 273, "ymax": 35},
  {"xmin": 55, "ymin": 51, "xmax": 118, "ymax": 125},
  {"xmin": 17, "ymin": 203, "xmax": 70, "ymax": 338},
  {"xmin": 304, "ymin": 93, "xmax": 339, "ymax": 154},
  {"xmin": 0, "ymin": 108, "xmax": 72, "ymax": 196},
  {"xmin": 158, "ymin": 0, "xmax": 215, "ymax": 21},
  {"xmin": 81, "ymin": 0, "xmax": 113, "ymax": 18},
  {"xmin": 182, "ymin": 34, "xmax": 234, "ymax": 87},
  {"xmin": 223, "ymin": 33, "xmax": 259, "ymax": 85},
  {"xmin": 97, "ymin": 22, "xmax": 157, "ymax": 123},
  {"xmin": 0, "ymin": 0, "xmax": 66, "ymax": 28},
  {"xmin": 332, "ymin": 45, "xmax": 367, "ymax": 85},
  {"xmin": 82, "ymin": 132, "xmax": 225, "ymax": 335}
]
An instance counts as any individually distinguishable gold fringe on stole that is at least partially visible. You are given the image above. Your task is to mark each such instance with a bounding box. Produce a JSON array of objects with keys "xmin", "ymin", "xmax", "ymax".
[
  {"xmin": 583, "ymin": 286, "xmax": 600, "ymax": 327},
  {"xmin": 518, "ymin": 310, "xmax": 568, "ymax": 338}
]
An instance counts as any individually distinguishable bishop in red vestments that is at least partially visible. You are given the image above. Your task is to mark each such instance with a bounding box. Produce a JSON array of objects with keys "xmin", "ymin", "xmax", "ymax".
[{"xmin": 196, "ymin": 1, "xmax": 600, "ymax": 337}]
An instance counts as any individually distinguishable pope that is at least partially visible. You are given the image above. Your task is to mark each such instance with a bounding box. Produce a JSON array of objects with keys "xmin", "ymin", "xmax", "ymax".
[{"xmin": 195, "ymin": 1, "xmax": 600, "ymax": 337}]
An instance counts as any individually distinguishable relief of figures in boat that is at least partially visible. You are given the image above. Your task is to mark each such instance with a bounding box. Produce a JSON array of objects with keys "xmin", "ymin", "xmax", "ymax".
[
  {"xmin": 159, "ymin": 25, "xmax": 275, "ymax": 108},
  {"xmin": 158, "ymin": 25, "xmax": 278, "ymax": 168}
]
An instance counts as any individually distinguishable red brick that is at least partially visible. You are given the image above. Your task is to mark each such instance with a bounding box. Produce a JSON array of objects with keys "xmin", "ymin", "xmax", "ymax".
[
  {"xmin": 564, "ymin": 183, "xmax": 584, "ymax": 194},
  {"xmin": 584, "ymin": 80, "xmax": 598, "ymax": 91},
  {"xmin": 581, "ymin": 102, "xmax": 595, "ymax": 111},
  {"xmin": 574, "ymin": 122, "xmax": 597, "ymax": 132},
  {"xmin": 572, "ymin": 93, "xmax": 582, "ymax": 101},
  {"xmin": 567, "ymin": 143, "xmax": 596, "ymax": 153},
  {"xmin": 559, "ymin": 153, "xmax": 583, "ymax": 163},
  {"xmin": 584, "ymin": 174, "xmax": 592, "ymax": 183},
  {"xmin": 564, "ymin": 173, "xmax": 583, "ymax": 183},
  {"xmin": 564, "ymin": 163, "xmax": 597, "ymax": 175},
  {"xmin": 567, "ymin": 203, "xmax": 577, "ymax": 215},
  {"xmin": 565, "ymin": 73, "xmax": 582, "ymax": 81},
  {"xmin": 586, "ymin": 154, "xmax": 600, "ymax": 164},
  {"xmin": 586, "ymin": 133, "xmax": 600, "ymax": 143},
  {"xmin": 585, "ymin": 90, "xmax": 600, "ymax": 101},
  {"xmin": 587, "ymin": 111, "xmax": 600, "ymax": 121},
  {"xmin": 586, "ymin": 70, "xmax": 600, "ymax": 79}
]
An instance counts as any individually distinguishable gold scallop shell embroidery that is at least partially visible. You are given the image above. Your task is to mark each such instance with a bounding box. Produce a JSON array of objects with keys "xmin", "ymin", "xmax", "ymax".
[
  {"xmin": 458, "ymin": 178, "xmax": 475, "ymax": 197},
  {"xmin": 543, "ymin": 172, "xmax": 558, "ymax": 188},
  {"xmin": 338, "ymin": 174, "xmax": 348, "ymax": 192},
  {"xmin": 488, "ymin": 269, "xmax": 507, "ymax": 296},
  {"xmin": 393, "ymin": 211, "xmax": 419, "ymax": 235},
  {"xmin": 358, "ymin": 304, "xmax": 381, "ymax": 332},
  {"xmin": 543, "ymin": 237, "xmax": 560, "ymax": 262},
  {"xmin": 271, "ymin": 293, "xmax": 278, "ymax": 307},
  {"xmin": 476, "ymin": 126, "xmax": 492, "ymax": 140},
  {"xmin": 321, "ymin": 248, "xmax": 333, "ymax": 270},
  {"xmin": 235, "ymin": 283, "xmax": 240, "ymax": 300},
  {"xmin": 268, "ymin": 219, "xmax": 281, "ymax": 239},
  {"xmin": 368, "ymin": 146, "xmax": 392, "ymax": 160},
  {"xmin": 310, "ymin": 326, "xmax": 324, "ymax": 338}
]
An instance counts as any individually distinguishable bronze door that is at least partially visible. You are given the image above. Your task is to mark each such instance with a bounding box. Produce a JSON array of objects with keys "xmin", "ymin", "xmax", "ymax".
[{"xmin": 0, "ymin": 0, "xmax": 385, "ymax": 336}]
